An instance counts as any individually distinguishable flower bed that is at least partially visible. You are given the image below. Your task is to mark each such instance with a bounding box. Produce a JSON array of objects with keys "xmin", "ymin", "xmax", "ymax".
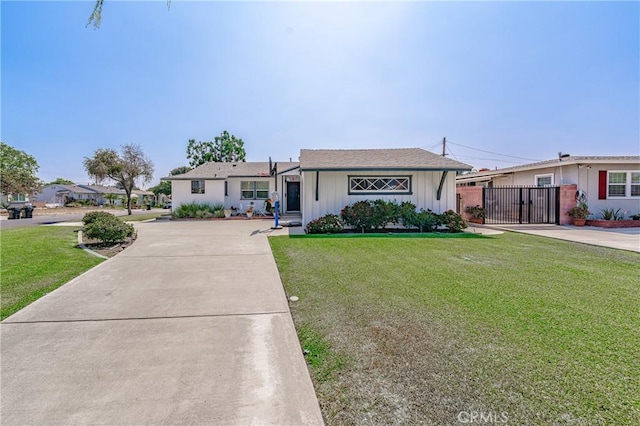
[{"xmin": 586, "ymin": 219, "xmax": 640, "ymax": 228}]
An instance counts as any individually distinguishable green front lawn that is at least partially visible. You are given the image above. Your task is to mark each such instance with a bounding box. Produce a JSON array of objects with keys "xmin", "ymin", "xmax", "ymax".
[
  {"xmin": 270, "ymin": 232, "xmax": 640, "ymax": 425},
  {"xmin": 1, "ymin": 226, "xmax": 104, "ymax": 320}
]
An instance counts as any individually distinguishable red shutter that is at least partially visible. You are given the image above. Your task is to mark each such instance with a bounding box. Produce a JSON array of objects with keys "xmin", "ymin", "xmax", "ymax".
[{"xmin": 598, "ymin": 170, "xmax": 607, "ymax": 200}]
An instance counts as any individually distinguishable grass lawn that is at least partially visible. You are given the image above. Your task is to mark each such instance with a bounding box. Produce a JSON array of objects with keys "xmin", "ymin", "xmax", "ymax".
[
  {"xmin": 1, "ymin": 226, "xmax": 104, "ymax": 320},
  {"xmin": 118, "ymin": 212, "xmax": 163, "ymax": 222},
  {"xmin": 270, "ymin": 232, "xmax": 640, "ymax": 425}
]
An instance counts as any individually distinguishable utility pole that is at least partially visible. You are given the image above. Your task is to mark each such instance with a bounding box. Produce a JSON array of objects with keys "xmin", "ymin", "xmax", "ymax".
[{"xmin": 442, "ymin": 137, "xmax": 447, "ymax": 157}]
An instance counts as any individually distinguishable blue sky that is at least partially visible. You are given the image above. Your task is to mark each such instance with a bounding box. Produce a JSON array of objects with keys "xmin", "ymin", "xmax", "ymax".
[{"xmin": 2, "ymin": 1, "xmax": 638, "ymax": 187}]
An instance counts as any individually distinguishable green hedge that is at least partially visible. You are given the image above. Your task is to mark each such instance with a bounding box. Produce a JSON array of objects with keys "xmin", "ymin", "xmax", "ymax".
[{"xmin": 84, "ymin": 215, "xmax": 135, "ymax": 244}]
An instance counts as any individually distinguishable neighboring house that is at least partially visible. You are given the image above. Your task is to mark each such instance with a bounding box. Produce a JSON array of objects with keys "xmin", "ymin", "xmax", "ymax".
[
  {"xmin": 165, "ymin": 161, "xmax": 300, "ymax": 213},
  {"xmin": 34, "ymin": 184, "xmax": 101, "ymax": 206},
  {"xmin": 164, "ymin": 148, "xmax": 472, "ymax": 225},
  {"xmin": 34, "ymin": 184, "xmax": 155, "ymax": 206},
  {"xmin": 456, "ymin": 155, "xmax": 640, "ymax": 217}
]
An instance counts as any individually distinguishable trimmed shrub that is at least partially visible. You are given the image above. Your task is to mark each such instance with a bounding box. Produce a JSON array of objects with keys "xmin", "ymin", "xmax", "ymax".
[
  {"xmin": 84, "ymin": 215, "xmax": 135, "ymax": 244},
  {"xmin": 173, "ymin": 202, "xmax": 224, "ymax": 218},
  {"xmin": 306, "ymin": 214, "xmax": 344, "ymax": 234},
  {"xmin": 416, "ymin": 209, "xmax": 442, "ymax": 232},
  {"xmin": 440, "ymin": 210, "xmax": 467, "ymax": 233},
  {"xmin": 82, "ymin": 211, "xmax": 115, "ymax": 225},
  {"xmin": 341, "ymin": 201, "xmax": 378, "ymax": 232},
  {"xmin": 399, "ymin": 201, "xmax": 418, "ymax": 228},
  {"xmin": 373, "ymin": 199, "xmax": 401, "ymax": 229}
]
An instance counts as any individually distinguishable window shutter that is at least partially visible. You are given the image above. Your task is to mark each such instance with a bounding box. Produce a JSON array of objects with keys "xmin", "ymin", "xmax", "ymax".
[{"xmin": 598, "ymin": 170, "xmax": 607, "ymax": 200}]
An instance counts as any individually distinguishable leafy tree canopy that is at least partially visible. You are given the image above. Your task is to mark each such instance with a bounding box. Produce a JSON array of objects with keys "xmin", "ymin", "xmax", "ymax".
[
  {"xmin": 83, "ymin": 144, "xmax": 154, "ymax": 215},
  {"xmin": 0, "ymin": 142, "xmax": 43, "ymax": 196},
  {"xmin": 47, "ymin": 178, "xmax": 75, "ymax": 185},
  {"xmin": 170, "ymin": 166, "xmax": 191, "ymax": 176},
  {"xmin": 150, "ymin": 181, "xmax": 171, "ymax": 197},
  {"xmin": 186, "ymin": 131, "xmax": 247, "ymax": 168}
]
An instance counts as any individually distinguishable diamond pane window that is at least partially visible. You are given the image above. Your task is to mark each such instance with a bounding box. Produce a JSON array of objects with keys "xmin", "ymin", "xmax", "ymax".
[{"xmin": 349, "ymin": 176, "xmax": 411, "ymax": 194}]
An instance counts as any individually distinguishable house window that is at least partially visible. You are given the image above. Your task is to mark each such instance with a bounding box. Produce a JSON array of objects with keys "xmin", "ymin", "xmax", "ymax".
[
  {"xmin": 348, "ymin": 176, "xmax": 411, "ymax": 194},
  {"xmin": 535, "ymin": 174, "xmax": 554, "ymax": 187},
  {"xmin": 631, "ymin": 172, "xmax": 640, "ymax": 197},
  {"xmin": 191, "ymin": 180, "xmax": 205, "ymax": 194},
  {"xmin": 241, "ymin": 181, "xmax": 270, "ymax": 200},
  {"xmin": 608, "ymin": 171, "xmax": 640, "ymax": 198}
]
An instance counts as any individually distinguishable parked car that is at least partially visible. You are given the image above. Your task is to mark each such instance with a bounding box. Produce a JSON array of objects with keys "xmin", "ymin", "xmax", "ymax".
[{"xmin": 163, "ymin": 202, "xmax": 172, "ymax": 209}]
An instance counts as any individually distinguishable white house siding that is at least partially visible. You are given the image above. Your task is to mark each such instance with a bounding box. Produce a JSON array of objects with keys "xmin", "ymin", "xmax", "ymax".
[
  {"xmin": 225, "ymin": 177, "xmax": 273, "ymax": 212},
  {"xmin": 490, "ymin": 162, "xmax": 640, "ymax": 216},
  {"xmin": 301, "ymin": 170, "xmax": 457, "ymax": 225},
  {"xmin": 171, "ymin": 179, "xmax": 225, "ymax": 210}
]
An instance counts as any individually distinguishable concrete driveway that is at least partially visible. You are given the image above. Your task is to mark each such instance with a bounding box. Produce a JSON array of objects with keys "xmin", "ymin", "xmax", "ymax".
[
  {"xmin": 489, "ymin": 224, "xmax": 640, "ymax": 252},
  {"xmin": 1, "ymin": 220, "xmax": 323, "ymax": 425}
]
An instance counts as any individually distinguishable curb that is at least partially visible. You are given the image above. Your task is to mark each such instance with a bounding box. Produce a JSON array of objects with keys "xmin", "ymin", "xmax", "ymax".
[{"xmin": 77, "ymin": 230, "xmax": 109, "ymax": 260}]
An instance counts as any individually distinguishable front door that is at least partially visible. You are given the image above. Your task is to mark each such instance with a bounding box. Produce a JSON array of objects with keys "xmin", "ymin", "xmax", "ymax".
[{"xmin": 286, "ymin": 182, "xmax": 300, "ymax": 211}]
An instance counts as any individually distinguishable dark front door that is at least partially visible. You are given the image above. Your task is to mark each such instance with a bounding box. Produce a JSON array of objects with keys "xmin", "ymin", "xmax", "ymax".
[{"xmin": 286, "ymin": 182, "xmax": 300, "ymax": 211}]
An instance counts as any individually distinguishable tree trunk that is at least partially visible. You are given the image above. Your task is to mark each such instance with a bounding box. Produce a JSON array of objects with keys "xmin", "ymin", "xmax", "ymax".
[{"xmin": 125, "ymin": 190, "xmax": 132, "ymax": 215}]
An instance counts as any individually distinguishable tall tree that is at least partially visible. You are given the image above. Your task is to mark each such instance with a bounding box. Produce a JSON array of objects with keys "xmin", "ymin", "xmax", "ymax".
[
  {"xmin": 47, "ymin": 178, "xmax": 75, "ymax": 185},
  {"xmin": 186, "ymin": 131, "xmax": 247, "ymax": 167},
  {"xmin": 83, "ymin": 144, "xmax": 154, "ymax": 215},
  {"xmin": 170, "ymin": 166, "xmax": 191, "ymax": 176},
  {"xmin": 0, "ymin": 142, "xmax": 43, "ymax": 198}
]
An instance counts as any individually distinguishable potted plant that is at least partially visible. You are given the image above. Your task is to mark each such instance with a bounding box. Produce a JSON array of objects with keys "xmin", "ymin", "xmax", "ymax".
[
  {"xmin": 223, "ymin": 208, "xmax": 232, "ymax": 219},
  {"xmin": 465, "ymin": 205, "xmax": 486, "ymax": 224},
  {"xmin": 246, "ymin": 203, "xmax": 254, "ymax": 219},
  {"xmin": 567, "ymin": 202, "xmax": 590, "ymax": 226}
]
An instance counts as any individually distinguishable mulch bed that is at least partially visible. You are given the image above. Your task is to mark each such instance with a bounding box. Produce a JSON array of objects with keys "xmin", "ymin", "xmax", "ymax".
[{"xmin": 80, "ymin": 233, "xmax": 137, "ymax": 258}]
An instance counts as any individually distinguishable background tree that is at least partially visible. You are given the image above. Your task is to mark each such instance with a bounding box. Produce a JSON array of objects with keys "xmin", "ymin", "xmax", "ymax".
[
  {"xmin": 186, "ymin": 131, "xmax": 247, "ymax": 167},
  {"xmin": 0, "ymin": 142, "xmax": 43, "ymax": 198},
  {"xmin": 47, "ymin": 178, "xmax": 75, "ymax": 185},
  {"xmin": 83, "ymin": 144, "xmax": 154, "ymax": 215},
  {"xmin": 170, "ymin": 166, "xmax": 191, "ymax": 176},
  {"xmin": 149, "ymin": 166, "xmax": 191, "ymax": 197}
]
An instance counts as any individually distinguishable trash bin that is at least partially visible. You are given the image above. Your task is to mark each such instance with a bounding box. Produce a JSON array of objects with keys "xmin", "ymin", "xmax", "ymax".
[
  {"xmin": 146, "ymin": 204, "xmax": 151, "ymax": 211},
  {"xmin": 22, "ymin": 206, "xmax": 34, "ymax": 218},
  {"xmin": 7, "ymin": 208, "xmax": 20, "ymax": 220}
]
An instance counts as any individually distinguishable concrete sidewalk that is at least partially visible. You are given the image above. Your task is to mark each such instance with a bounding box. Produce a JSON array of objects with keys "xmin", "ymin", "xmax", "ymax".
[
  {"xmin": 1, "ymin": 220, "xmax": 323, "ymax": 425},
  {"xmin": 490, "ymin": 224, "xmax": 640, "ymax": 253}
]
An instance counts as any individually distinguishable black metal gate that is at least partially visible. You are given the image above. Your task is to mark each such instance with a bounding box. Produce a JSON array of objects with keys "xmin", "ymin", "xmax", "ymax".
[{"xmin": 483, "ymin": 186, "xmax": 560, "ymax": 224}]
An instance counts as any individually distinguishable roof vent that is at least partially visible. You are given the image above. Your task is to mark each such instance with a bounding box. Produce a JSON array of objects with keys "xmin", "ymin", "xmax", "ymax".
[
  {"xmin": 558, "ymin": 152, "xmax": 571, "ymax": 161},
  {"xmin": 232, "ymin": 164, "xmax": 237, "ymax": 167}
]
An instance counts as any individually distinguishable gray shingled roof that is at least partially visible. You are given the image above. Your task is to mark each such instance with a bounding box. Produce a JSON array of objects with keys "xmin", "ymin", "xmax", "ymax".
[
  {"xmin": 299, "ymin": 148, "xmax": 472, "ymax": 171},
  {"xmin": 457, "ymin": 155, "xmax": 640, "ymax": 181},
  {"xmin": 165, "ymin": 162, "xmax": 300, "ymax": 180}
]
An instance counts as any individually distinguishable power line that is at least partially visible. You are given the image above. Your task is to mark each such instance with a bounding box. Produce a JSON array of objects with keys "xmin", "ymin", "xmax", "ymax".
[
  {"xmin": 446, "ymin": 140, "xmax": 542, "ymax": 162},
  {"xmin": 454, "ymin": 155, "xmax": 531, "ymax": 164}
]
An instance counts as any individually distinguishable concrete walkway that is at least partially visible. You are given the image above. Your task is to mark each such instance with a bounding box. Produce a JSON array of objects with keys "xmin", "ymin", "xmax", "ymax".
[
  {"xmin": 489, "ymin": 224, "xmax": 640, "ymax": 253},
  {"xmin": 1, "ymin": 220, "xmax": 323, "ymax": 425}
]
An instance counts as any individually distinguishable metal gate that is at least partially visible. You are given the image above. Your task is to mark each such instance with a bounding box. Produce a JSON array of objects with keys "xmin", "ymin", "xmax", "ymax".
[{"xmin": 483, "ymin": 186, "xmax": 560, "ymax": 224}]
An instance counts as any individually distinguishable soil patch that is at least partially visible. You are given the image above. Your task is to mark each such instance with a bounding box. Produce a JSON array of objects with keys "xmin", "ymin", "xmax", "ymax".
[{"xmin": 80, "ymin": 232, "xmax": 137, "ymax": 258}]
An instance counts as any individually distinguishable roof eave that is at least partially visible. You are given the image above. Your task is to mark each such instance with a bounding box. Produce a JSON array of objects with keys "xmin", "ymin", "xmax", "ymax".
[{"xmin": 301, "ymin": 167, "xmax": 472, "ymax": 172}]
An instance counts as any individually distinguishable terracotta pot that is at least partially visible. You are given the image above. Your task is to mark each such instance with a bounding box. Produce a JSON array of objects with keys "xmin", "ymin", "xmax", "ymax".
[
  {"xmin": 572, "ymin": 218, "xmax": 587, "ymax": 226},
  {"xmin": 468, "ymin": 218, "xmax": 483, "ymax": 224}
]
